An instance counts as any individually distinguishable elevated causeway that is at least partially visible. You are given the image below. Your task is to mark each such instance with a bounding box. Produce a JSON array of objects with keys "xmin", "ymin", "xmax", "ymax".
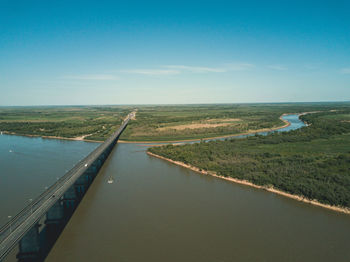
[{"xmin": 0, "ymin": 113, "xmax": 133, "ymax": 262}]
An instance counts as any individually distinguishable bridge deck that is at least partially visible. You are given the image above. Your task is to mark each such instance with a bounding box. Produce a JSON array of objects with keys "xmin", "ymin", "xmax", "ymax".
[{"xmin": 0, "ymin": 115, "xmax": 131, "ymax": 261}]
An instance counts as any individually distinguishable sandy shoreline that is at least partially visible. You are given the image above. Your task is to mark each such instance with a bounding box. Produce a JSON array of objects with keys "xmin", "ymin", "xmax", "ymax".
[
  {"xmin": 1, "ymin": 131, "xmax": 103, "ymax": 143},
  {"xmin": 147, "ymin": 151, "xmax": 350, "ymax": 215},
  {"xmin": 119, "ymin": 114, "xmax": 293, "ymax": 144}
]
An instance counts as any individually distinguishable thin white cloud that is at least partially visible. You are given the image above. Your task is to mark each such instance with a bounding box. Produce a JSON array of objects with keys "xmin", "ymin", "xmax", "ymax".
[
  {"xmin": 164, "ymin": 63, "xmax": 254, "ymax": 73},
  {"xmin": 121, "ymin": 69, "xmax": 180, "ymax": 76},
  {"xmin": 119, "ymin": 63, "xmax": 254, "ymax": 76},
  {"xmin": 267, "ymin": 65, "xmax": 288, "ymax": 71},
  {"xmin": 164, "ymin": 65, "xmax": 226, "ymax": 73},
  {"xmin": 304, "ymin": 63, "xmax": 322, "ymax": 70},
  {"xmin": 224, "ymin": 63, "xmax": 255, "ymax": 71},
  {"xmin": 340, "ymin": 68, "xmax": 350, "ymax": 74},
  {"xmin": 62, "ymin": 74, "xmax": 118, "ymax": 80}
]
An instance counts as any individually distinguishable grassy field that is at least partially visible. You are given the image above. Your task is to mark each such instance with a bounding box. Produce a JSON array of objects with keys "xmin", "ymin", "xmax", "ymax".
[
  {"xmin": 120, "ymin": 103, "xmax": 350, "ymax": 141},
  {"xmin": 149, "ymin": 107, "xmax": 350, "ymax": 209},
  {"xmin": 1, "ymin": 103, "xmax": 350, "ymax": 143},
  {"xmin": 0, "ymin": 106, "xmax": 131, "ymax": 141}
]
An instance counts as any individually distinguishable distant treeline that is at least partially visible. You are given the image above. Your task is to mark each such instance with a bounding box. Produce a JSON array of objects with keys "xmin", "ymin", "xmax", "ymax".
[
  {"xmin": 0, "ymin": 121, "xmax": 121, "ymax": 140},
  {"xmin": 0, "ymin": 106, "xmax": 129, "ymax": 141}
]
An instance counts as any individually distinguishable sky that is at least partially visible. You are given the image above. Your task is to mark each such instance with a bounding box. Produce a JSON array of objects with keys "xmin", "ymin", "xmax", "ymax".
[{"xmin": 0, "ymin": 0, "xmax": 350, "ymax": 105}]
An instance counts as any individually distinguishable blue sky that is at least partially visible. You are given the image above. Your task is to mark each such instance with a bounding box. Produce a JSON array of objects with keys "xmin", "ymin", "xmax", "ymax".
[{"xmin": 0, "ymin": 0, "xmax": 349, "ymax": 105}]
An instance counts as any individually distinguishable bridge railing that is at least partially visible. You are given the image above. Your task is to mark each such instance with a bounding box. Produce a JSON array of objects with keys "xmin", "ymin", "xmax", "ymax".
[{"xmin": 0, "ymin": 116, "xmax": 130, "ymax": 244}]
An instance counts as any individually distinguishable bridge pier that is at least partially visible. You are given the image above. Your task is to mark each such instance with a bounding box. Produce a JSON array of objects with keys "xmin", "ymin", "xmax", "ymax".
[
  {"xmin": 96, "ymin": 159, "xmax": 102, "ymax": 169},
  {"xmin": 89, "ymin": 163, "xmax": 99, "ymax": 173},
  {"xmin": 63, "ymin": 186, "xmax": 78, "ymax": 212},
  {"xmin": 16, "ymin": 224, "xmax": 41, "ymax": 262},
  {"xmin": 84, "ymin": 170, "xmax": 95, "ymax": 184},
  {"xmin": 100, "ymin": 152, "xmax": 107, "ymax": 160},
  {"xmin": 45, "ymin": 201, "xmax": 64, "ymax": 228},
  {"xmin": 44, "ymin": 201, "xmax": 65, "ymax": 252},
  {"xmin": 75, "ymin": 175, "xmax": 88, "ymax": 196},
  {"xmin": 86, "ymin": 173, "xmax": 93, "ymax": 184}
]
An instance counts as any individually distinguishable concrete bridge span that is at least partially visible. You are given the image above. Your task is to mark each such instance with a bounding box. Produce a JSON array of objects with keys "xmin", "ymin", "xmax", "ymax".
[{"xmin": 0, "ymin": 113, "xmax": 133, "ymax": 262}]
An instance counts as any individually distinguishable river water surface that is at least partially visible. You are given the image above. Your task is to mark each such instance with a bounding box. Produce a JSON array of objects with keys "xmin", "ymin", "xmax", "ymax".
[
  {"xmin": 2, "ymin": 115, "xmax": 350, "ymax": 261},
  {"xmin": 0, "ymin": 135, "xmax": 98, "ymax": 226}
]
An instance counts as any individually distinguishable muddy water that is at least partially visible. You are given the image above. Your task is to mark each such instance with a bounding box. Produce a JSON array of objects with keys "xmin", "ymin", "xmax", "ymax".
[{"xmin": 44, "ymin": 115, "xmax": 350, "ymax": 262}]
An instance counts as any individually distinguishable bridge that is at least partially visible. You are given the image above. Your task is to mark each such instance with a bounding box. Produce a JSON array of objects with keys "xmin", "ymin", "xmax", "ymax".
[{"xmin": 0, "ymin": 112, "xmax": 133, "ymax": 262}]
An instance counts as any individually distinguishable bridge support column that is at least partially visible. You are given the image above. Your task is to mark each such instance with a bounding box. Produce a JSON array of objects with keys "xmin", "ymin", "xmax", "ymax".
[
  {"xmin": 85, "ymin": 165, "xmax": 97, "ymax": 178},
  {"xmin": 83, "ymin": 170, "xmax": 95, "ymax": 184},
  {"xmin": 17, "ymin": 223, "xmax": 40, "ymax": 262},
  {"xmin": 96, "ymin": 159, "xmax": 102, "ymax": 169},
  {"xmin": 63, "ymin": 186, "xmax": 77, "ymax": 213},
  {"xmin": 90, "ymin": 163, "xmax": 98, "ymax": 173},
  {"xmin": 45, "ymin": 201, "xmax": 64, "ymax": 227},
  {"xmin": 100, "ymin": 152, "xmax": 106, "ymax": 160},
  {"xmin": 43, "ymin": 201, "xmax": 65, "ymax": 253},
  {"xmin": 86, "ymin": 173, "xmax": 93, "ymax": 184},
  {"xmin": 75, "ymin": 175, "xmax": 88, "ymax": 196}
]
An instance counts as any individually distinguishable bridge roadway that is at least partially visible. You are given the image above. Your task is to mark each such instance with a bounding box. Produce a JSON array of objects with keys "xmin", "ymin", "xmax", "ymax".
[{"xmin": 0, "ymin": 114, "xmax": 132, "ymax": 261}]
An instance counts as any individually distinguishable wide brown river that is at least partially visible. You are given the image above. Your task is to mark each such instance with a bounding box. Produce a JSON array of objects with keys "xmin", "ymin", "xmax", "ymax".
[{"xmin": 1, "ymin": 115, "xmax": 350, "ymax": 261}]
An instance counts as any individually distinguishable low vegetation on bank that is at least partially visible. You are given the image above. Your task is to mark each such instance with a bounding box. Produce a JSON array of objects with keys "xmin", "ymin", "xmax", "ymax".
[
  {"xmin": 0, "ymin": 106, "xmax": 130, "ymax": 141},
  {"xmin": 149, "ymin": 109, "xmax": 350, "ymax": 209}
]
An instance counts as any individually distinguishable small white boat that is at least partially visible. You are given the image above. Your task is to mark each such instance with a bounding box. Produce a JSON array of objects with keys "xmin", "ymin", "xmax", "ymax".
[
  {"xmin": 107, "ymin": 176, "xmax": 114, "ymax": 184},
  {"xmin": 84, "ymin": 164, "xmax": 88, "ymax": 167},
  {"xmin": 9, "ymin": 150, "xmax": 13, "ymax": 153}
]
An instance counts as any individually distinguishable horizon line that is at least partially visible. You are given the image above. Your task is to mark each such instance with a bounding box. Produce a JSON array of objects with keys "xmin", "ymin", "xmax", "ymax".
[{"xmin": 1, "ymin": 100, "xmax": 350, "ymax": 108}]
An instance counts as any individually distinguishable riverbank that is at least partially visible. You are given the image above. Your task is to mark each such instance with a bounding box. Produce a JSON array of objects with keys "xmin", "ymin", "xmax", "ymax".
[
  {"xmin": 119, "ymin": 114, "xmax": 293, "ymax": 144},
  {"xmin": 1, "ymin": 131, "xmax": 103, "ymax": 143},
  {"xmin": 147, "ymin": 151, "xmax": 350, "ymax": 215}
]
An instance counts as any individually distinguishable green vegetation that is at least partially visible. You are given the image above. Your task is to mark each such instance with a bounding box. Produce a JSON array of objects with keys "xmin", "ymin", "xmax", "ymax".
[
  {"xmin": 149, "ymin": 107, "xmax": 350, "ymax": 208},
  {"xmin": 0, "ymin": 106, "xmax": 131, "ymax": 141},
  {"xmin": 120, "ymin": 103, "xmax": 350, "ymax": 141},
  {"xmin": 2, "ymin": 103, "xmax": 350, "ymax": 143}
]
